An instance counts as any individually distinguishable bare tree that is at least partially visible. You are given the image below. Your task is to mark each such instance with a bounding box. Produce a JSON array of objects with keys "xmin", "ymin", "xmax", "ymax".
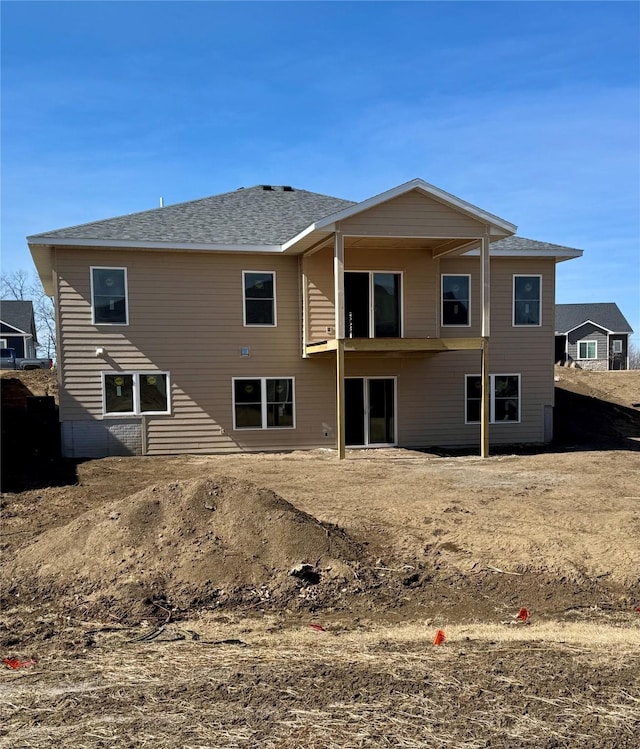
[
  {"xmin": 629, "ymin": 342, "xmax": 640, "ymax": 370},
  {"xmin": 1, "ymin": 269, "xmax": 57, "ymax": 359}
]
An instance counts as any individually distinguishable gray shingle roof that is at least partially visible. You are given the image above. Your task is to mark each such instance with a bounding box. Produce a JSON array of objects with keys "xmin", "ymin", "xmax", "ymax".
[
  {"xmin": 555, "ymin": 303, "xmax": 633, "ymax": 334},
  {"xmin": 490, "ymin": 236, "xmax": 582, "ymax": 254},
  {"xmin": 29, "ymin": 185, "xmax": 356, "ymax": 246},
  {"xmin": 0, "ymin": 300, "xmax": 36, "ymax": 335}
]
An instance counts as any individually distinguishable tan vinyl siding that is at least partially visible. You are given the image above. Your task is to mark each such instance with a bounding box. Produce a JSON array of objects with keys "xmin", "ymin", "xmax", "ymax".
[
  {"xmin": 55, "ymin": 248, "xmax": 336, "ymax": 455},
  {"xmin": 55, "ymin": 245, "xmax": 557, "ymax": 455},
  {"xmin": 303, "ymin": 247, "xmax": 335, "ymax": 342},
  {"xmin": 339, "ymin": 190, "xmax": 486, "ymax": 238}
]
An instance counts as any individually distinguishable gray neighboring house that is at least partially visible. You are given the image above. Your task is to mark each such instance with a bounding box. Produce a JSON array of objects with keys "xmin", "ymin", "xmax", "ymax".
[
  {"xmin": 555, "ymin": 303, "xmax": 633, "ymax": 370},
  {"xmin": 0, "ymin": 300, "xmax": 38, "ymax": 358}
]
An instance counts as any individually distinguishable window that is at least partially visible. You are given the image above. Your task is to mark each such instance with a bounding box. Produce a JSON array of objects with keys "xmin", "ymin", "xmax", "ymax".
[
  {"xmin": 442, "ymin": 274, "xmax": 470, "ymax": 326},
  {"xmin": 233, "ymin": 377, "xmax": 294, "ymax": 429},
  {"xmin": 466, "ymin": 374, "xmax": 520, "ymax": 423},
  {"xmin": 578, "ymin": 341, "xmax": 597, "ymax": 359},
  {"xmin": 92, "ymin": 267, "xmax": 128, "ymax": 325},
  {"xmin": 0, "ymin": 339, "xmax": 6, "ymax": 348},
  {"xmin": 243, "ymin": 271, "xmax": 276, "ymax": 326},
  {"xmin": 513, "ymin": 275, "xmax": 541, "ymax": 326},
  {"xmin": 345, "ymin": 271, "xmax": 402, "ymax": 338},
  {"xmin": 103, "ymin": 372, "xmax": 170, "ymax": 415},
  {"xmin": 612, "ymin": 339, "xmax": 623, "ymax": 354}
]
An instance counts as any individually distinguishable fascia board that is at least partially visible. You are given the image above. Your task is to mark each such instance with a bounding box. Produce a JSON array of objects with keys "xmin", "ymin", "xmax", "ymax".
[
  {"xmin": 463, "ymin": 248, "xmax": 583, "ymax": 262},
  {"xmin": 27, "ymin": 236, "xmax": 282, "ymax": 253}
]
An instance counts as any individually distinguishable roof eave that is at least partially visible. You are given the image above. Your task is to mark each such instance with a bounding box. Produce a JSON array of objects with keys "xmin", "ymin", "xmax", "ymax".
[{"xmin": 464, "ymin": 247, "xmax": 583, "ymax": 262}]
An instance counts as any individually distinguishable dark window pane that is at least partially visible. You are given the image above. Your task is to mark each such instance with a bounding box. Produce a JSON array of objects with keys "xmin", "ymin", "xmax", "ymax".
[
  {"xmin": 245, "ymin": 299, "xmax": 274, "ymax": 325},
  {"xmin": 442, "ymin": 276, "xmax": 469, "ymax": 325},
  {"xmin": 105, "ymin": 374, "xmax": 134, "ymax": 413},
  {"xmin": 494, "ymin": 398, "xmax": 518, "ymax": 422},
  {"xmin": 494, "ymin": 376, "xmax": 518, "ymax": 398},
  {"xmin": 140, "ymin": 374, "xmax": 168, "ymax": 413},
  {"xmin": 266, "ymin": 403, "xmax": 293, "ymax": 428},
  {"xmin": 235, "ymin": 379, "xmax": 262, "ymax": 404},
  {"xmin": 514, "ymin": 277, "xmax": 540, "ymax": 325},
  {"xmin": 244, "ymin": 273, "xmax": 273, "ymax": 299},
  {"xmin": 514, "ymin": 276, "xmax": 539, "ymax": 300},
  {"xmin": 443, "ymin": 300, "xmax": 469, "ymax": 325},
  {"xmin": 94, "ymin": 297, "xmax": 127, "ymax": 324},
  {"xmin": 466, "ymin": 376, "xmax": 481, "ymax": 423},
  {"xmin": 266, "ymin": 378, "xmax": 292, "ymax": 403},
  {"xmin": 93, "ymin": 269, "xmax": 127, "ymax": 324},
  {"xmin": 374, "ymin": 273, "xmax": 400, "ymax": 337},
  {"xmin": 235, "ymin": 404, "xmax": 262, "ymax": 428},
  {"xmin": 466, "ymin": 399, "xmax": 481, "ymax": 423}
]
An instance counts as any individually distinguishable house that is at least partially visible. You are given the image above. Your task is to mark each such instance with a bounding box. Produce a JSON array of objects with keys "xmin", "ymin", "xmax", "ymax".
[
  {"xmin": 555, "ymin": 303, "xmax": 633, "ymax": 370},
  {"xmin": 27, "ymin": 178, "xmax": 582, "ymax": 459},
  {"xmin": 0, "ymin": 300, "xmax": 38, "ymax": 358}
]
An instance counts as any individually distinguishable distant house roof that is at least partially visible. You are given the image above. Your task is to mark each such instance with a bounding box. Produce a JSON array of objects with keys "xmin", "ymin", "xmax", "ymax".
[
  {"xmin": 0, "ymin": 300, "xmax": 37, "ymax": 337},
  {"xmin": 555, "ymin": 303, "xmax": 633, "ymax": 335}
]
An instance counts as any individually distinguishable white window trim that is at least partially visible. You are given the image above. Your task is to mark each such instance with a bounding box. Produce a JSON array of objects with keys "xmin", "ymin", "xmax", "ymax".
[
  {"xmin": 345, "ymin": 270, "xmax": 404, "ymax": 338},
  {"xmin": 102, "ymin": 371, "xmax": 171, "ymax": 416},
  {"xmin": 578, "ymin": 340, "xmax": 598, "ymax": 360},
  {"xmin": 0, "ymin": 339, "xmax": 7, "ymax": 348},
  {"xmin": 512, "ymin": 274, "xmax": 542, "ymax": 327},
  {"xmin": 611, "ymin": 338, "xmax": 623, "ymax": 354},
  {"xmin": 91, "ymin": 266, "xmax": 129, "ymax": 326},
  {"xmin": 232, "ymin": 376, "xmax": 296, "ymax": 430},
  {"xmin": 242, "ymin": 270, "xmax": 277, "ymax": 327},
  {"xmin": 465, "ymin": 373, "xmax": 521, "ymax": 425},
  {"xmin": 441, "ymin": 273, "xmax": 471, "ymax": 327}
]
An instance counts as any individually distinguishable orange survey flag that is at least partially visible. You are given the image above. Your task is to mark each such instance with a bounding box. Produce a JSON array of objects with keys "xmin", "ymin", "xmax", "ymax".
[
  {"xmin": 433, "ymin": 629, "xmax": 446, "ymax": 645},
  {"xmin": 517, "ymin": 607, "xmax": 529, "ymax": 622}
]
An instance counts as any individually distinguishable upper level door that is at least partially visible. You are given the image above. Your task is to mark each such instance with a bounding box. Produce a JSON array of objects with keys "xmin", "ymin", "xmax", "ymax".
[{"xmin": 345, "ymin": 272, "xmax": 401, "ymax": 338}]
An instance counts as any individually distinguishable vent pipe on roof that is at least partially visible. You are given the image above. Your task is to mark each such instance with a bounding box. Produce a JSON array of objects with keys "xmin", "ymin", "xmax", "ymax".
[{"xmin": 159, "ymin": 197, "xmax": 164, "ymax": 207}]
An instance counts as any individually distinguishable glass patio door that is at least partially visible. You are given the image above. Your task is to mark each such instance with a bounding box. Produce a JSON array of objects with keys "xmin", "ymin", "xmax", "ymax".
[{"xmin": 345, "ymin": 378, "xmax": 396, "ymax": 446}]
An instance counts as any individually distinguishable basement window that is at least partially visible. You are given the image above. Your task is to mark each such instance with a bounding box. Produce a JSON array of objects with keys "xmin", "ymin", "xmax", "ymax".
[
  {"xmin": 243, "ymin": 271, "xmax": 276, "ymax": 326},
  {"xmin": 91, "ymin": 267, "xmax": 128, "ymax": 325},
  {"xmin": 233, "ymin": 377, "xmax": 294, "ymax": 429},
  {"xmin": 103, "ymin": 372, "xmax": 170, "ymax": 415},
  {"xmin": 466, "ymin": 374, "xmax": 520, "ymax": 424}
]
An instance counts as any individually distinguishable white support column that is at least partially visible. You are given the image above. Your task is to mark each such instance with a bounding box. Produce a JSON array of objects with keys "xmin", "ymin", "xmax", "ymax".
[
  {"xmin": 480, "ymin": 232, "xmax": 491, "ymax": 458},
  {"xmin": 334, "ymin": 231, "xmax": 346, "ymax": 459},
  {"xmin": 334, "ymin": 231, "xmax": 345, "ymax": 339}
]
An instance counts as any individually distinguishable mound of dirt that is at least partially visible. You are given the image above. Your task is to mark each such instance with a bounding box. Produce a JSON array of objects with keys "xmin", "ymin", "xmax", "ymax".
[{"xmin": 3, "ymin": 476, "xmax": 364, "ymax": 620}]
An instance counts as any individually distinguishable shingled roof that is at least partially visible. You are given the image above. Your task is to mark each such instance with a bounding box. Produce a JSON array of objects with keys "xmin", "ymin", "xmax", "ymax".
[
  {"xmin": 555, "ymin": 303, "xmax": 633, "ymax": 334},
  {"xmin": 28, "ymin": 185, "xmax": 356, "ymax": 246},
  {"xmin": 0, "ymin": 300, "xmax": 37, "ymax": 336},
  {"xmin": 489, "ymin": 236, "xmax": 582, "ymax": 254}
]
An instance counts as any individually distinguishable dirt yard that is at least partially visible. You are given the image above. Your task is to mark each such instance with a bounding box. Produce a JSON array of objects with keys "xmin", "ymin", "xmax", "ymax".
[{"xmin": 1, "ymin": 367, "xmax": 639, "ymax": 747}]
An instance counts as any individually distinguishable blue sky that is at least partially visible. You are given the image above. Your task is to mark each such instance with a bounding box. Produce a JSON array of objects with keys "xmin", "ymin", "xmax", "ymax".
[{"xmin": 2, "ymin": 1, "xmax": 639, "ymax": 342}]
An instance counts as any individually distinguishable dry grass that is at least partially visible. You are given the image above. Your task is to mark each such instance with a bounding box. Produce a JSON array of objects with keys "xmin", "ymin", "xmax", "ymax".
[{"xmin": 2, "ymin": 619, "xmax": 639, "ymax": 748}]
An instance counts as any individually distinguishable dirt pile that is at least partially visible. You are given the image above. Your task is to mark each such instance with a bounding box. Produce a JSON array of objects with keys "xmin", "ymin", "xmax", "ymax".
[{"xmin": 3, "ymin": 476, "xmax": 365, "ymax": 619}]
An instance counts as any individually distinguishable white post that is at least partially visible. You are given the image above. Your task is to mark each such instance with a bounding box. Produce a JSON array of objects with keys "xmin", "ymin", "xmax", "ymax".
[{"xmin": 481, "ymin": 232, "xmax": 490, "ymax": 458}]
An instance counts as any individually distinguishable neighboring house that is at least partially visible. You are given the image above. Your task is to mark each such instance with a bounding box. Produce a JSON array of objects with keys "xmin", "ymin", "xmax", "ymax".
[
  {"xmin": 28, "ymin": 179, "xmax": 582, "ymax": 459},
  {"xmin": 0, "ymin": 300, "xmax": 38, "ymax": 358},
  {"xmin": 555, "ymin": 303, "xmax": 633, "ymax": 370}
]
